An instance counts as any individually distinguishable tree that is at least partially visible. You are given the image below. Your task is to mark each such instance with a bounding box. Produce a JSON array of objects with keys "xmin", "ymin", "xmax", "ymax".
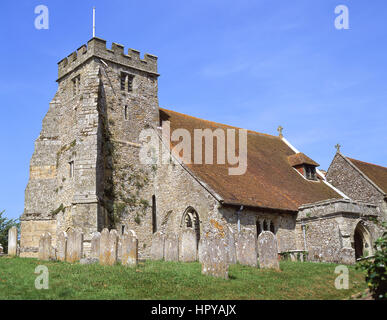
[
  {"xmin": 0, "ymin": 210, "xmax": 20, "ymax": 254},
  {"xmin": 357, "ymin": 221, "xmax": 387, "ymax": 300}
]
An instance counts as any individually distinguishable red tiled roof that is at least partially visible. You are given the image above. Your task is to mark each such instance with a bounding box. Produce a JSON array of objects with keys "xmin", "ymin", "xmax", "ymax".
[
  {"xmin": 347, "ymin": 157, "xmax": 387, "ymax": 194},
  {"xmin": 160, "ymin": 108, "xmax": 342, "ymax": 212}
]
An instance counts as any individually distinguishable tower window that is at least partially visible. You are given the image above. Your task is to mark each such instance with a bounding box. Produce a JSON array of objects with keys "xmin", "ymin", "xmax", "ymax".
[
  {"xmin": 72, "ymin": 75, "xmax": 80, "ymax": 96},
  {"xmin": 124, "ymin": 105, "xmax": 128, "ymax": 120},
  {"xmin": 120, "ymin": 72, "xmax": 134, "ymax": 92},
  {"xmin": 69, "ymin": 161, "xmax": 74, "ymax": 178}
]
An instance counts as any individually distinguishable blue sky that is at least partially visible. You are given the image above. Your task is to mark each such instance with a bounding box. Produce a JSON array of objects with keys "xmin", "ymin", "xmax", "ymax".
[{"xmin": 0, "ymin": 0, "xmax": 386, "ymax": 220}]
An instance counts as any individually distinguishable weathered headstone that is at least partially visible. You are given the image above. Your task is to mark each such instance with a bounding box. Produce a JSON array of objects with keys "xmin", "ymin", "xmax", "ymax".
[
  {"xmin": 164, "ymin": 233, "xmax": 179, "ymax": 262},
  {"xmin": 57, "ymin": 231, "xmax": 67, "ymax": 262},
  {"xmin": 225, "ymin": 227, "xmax": 237, "ymax": 264},
  {"xmin": 201, "ymin": 237, "xmax": 229, "ymax": 279},
  {"xmin": 90, "ymin": 232, "xmax": 101, "ymax": 260},
  {"xmin": 258, "ymin": 231, "xmax": 280, "ymax": 270},
  {"xmin": 121, "ymin": 230, "xmax": 138, "ymax": 266},
  {"xmin": 0, "ymin": 244, "xmax": 3, "ymax": 254},
  {"xmin": 236, "ymin": 229, "xmax": 258, "ymax": 267},
  {"xmin": 150, "ymin": 231, "xmax": 165, "ymax": 260},
  {"xmin": 38, "ymin": 232, "xmax": 52, "ymax": 261},
  {"xmin": 339, "ymin": 247, "xmax": 356, "ymax": 265},
  {"xmin": 66, "ymin": 229, "xmax": 84, "ymax": 263},
  {"xmin": 8, "ymin": 226, "xmax": 17, "ymax": 256},
  {"xmin": 99, "ymin": 228, "xmax": 118, "ymax": 266},
  {"xmin": 179, "ymin": 228, "xmax": 197, "ymax": 262}
]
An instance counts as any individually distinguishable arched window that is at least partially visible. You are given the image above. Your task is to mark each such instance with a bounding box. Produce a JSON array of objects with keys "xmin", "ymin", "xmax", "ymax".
[{"xmin": 181, "ymin": 207, "xmax": 200, "ymax": 245}]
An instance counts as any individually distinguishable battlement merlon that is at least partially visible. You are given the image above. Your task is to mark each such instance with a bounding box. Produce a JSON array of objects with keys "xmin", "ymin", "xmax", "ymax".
[{"xmin": 57, "ymin": 37, "xmax": 159, "ymax": 81}]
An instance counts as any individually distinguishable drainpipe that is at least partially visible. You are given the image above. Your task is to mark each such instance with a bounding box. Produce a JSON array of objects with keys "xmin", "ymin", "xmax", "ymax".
[
  {"xmin": 302, "ymin": 223, "xmax": 307, "ymax": 251},
  {"xmin": 236, "ymin": 205, "xmax": 244, "ymax": 233}
]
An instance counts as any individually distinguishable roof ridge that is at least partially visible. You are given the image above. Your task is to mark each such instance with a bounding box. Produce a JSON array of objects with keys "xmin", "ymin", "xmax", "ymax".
[{"xmin": 159, "ymin": 107, "xmax": 280, "ymax": 139}]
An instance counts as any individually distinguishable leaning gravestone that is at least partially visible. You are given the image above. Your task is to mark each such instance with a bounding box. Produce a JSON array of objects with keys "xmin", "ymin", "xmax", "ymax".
[
  {"xmin": 179, "ymin": 228, "xmax": 197, "ymax": 262},
  {"xmin": 99, "ymin": 229, "xmax": 118, "ymax": 266},
  {"xmin": 258, "ymin": 231, "xmax": 280, "ymax": 270},
  {"xmin": 164, "ymin": 233, "xmax": 179, "ymax": 262},
  {"xmin": 236, "ymin": 229, "xmax": 258, "ymax": 267},
  {"xmin": 57, "ymin": 231, "xmax": 67, "ymax": 262},
  {"xmin": 201, "ymin": 237, "xmax": 229, "ymax": 279},
  {"xmin": 150, "ymin": 231, "xmax": 165, "ymax": 260},
  {"xmin": 121, "ymin": 230, "xmax": 138, "ymax": 266},
  {"xmin": 90, "ymin": 232, "xmax": 101, "ymax": 260},
  {"xmin": 66, "ymin": 229, "xmax": 84, "ymax": 263},
  {"xmin": 339, "ymin": 247, "xmax": 355, "ymax": 265},
  {"xmin": 38, "ymin": 232, "xmax": 52, "ymax": 261},
  {"xmin": 8, "ymin": 226, "xmax": 17, "ymax": 256}
]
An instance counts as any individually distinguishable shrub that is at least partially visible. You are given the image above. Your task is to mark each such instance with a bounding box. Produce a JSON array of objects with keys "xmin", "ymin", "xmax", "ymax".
[{"xmin": 357, "ymin": 221, "xmax": 387, "ymax": 300}]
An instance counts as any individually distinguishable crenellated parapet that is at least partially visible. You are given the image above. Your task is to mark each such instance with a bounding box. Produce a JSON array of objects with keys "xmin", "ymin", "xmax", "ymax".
[{"xmin": 57, "ymin": 37, "xmax": 158, "ymax": 80}]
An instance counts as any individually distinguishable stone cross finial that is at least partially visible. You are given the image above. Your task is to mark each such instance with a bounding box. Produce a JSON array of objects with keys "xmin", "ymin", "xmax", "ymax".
[
  {"xmin": 277, "ymin": 126, "xmax": 283, "ymax": 138},
  {"xmin": 335, "ymin": 143, "xmax": 341, "ymax": 153}
]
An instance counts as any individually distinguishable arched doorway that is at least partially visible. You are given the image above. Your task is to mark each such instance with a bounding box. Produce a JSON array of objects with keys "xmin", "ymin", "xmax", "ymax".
[
  {"xmin": 181, "ymin": 207, "xmax": 200, "ymax": 245},
  {"xmin": 353, "ymin": 222, "xmax": 372, "ymax": 259}
]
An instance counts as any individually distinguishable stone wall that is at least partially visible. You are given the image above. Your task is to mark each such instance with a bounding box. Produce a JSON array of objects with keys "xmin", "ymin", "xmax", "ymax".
[
  {"xmin": 326, "ymin": 153, "xmax": 386, "ymax": 222},
  {"xmin": 297, "ymin": 199, "xmax": 380, "ymax": 263}
]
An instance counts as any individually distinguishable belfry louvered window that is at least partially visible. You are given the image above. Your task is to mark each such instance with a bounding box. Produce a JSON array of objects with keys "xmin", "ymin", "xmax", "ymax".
[{"xmin": 120, "ymin": 72, "xmax": 134, "ymax": 92}]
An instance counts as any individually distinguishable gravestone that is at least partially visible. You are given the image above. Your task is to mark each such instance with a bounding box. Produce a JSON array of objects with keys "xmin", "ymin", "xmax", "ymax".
[
  {"xmin": 150, "ymin": 231, "xmax": 165, "ymax": 260},
  {"xmin": 8, "ymin": 226, "xmax": 17, "ymax": 256},
  {"xmin": 0, "ymin": 244, "xmax": 3, "ymax": 254},
  {"xmin": 164, "ymin": 233, "xmax": 179, "ymax": 262},
  {"xmin": 38, "ymin": 232, "xmax": 52, "ymax": 261},
  {"xmin": 179, "ymin": 228, "xmax": 197, "ymax": 262},
  {"xmin": 57, "ymin": 231, "xmax": 67, "ymax": 262},
  {"xmin": 121, "ymin": 230, "xmax": 138, "ymax": 266},
  {"xmin": 99, "ymin": 228, "xmax": 118, "ymax": 266},
  {"xmin": 66, "ymin": 229, "xmax": 84, "ymax": 263},
  {"xmin": 258, "ymin": 231, "xmax": 280, "ymax": 270},
  {"xmin": 225, "ymin": 227, "xmax": 237, "ymax": 264},
  {"xmin": 90, "ymin": 232, "xmax": 101, "ymax": 260},
  {"xmin": 339, "ymin": 247, "xmax": 356, "ymax": 265},
  {"xmin": 201, "ymin": 237, "xmax": 229, "ymax": 279},
  {"xmin": 236, "ymin": 229, "xmax": 258, "ymax": 267}
]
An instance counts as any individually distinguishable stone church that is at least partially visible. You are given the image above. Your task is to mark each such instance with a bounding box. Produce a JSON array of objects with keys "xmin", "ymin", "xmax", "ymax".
[{"xmin": 20, "ymin": 38, "xmax": 386, "ymax": 263}]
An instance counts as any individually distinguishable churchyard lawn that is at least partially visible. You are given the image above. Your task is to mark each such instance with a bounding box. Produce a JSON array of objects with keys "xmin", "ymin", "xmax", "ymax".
[{"xmin": 0, "ymin": 257, "xmax": 367, "ymax": 300}]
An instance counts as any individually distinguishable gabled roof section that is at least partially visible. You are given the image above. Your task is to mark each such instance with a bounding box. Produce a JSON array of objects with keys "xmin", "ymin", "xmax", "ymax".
[
  {"xmin": 347, "ymin": 157, "xmax": 387, "ymax": 194},
  {"xmin": 288, "ymin": 153, "xmax": 319, "ymax": 167},
  {"xmin": 159, "ymin": 108, "xmax": 342, "ymax": 211}
]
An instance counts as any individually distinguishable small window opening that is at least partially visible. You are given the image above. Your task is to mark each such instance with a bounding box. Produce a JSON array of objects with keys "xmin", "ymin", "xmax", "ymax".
[
  {"xmin": 305, "ymin": 165, "xmax": 317, "ymax": 180},
  {"xmin": 121, "ymin": 225, "xmax": 125, "ymax": 235},
  {"xmin": 69, "ymin": 161, "xmax": 74, "ymax": 178},
  {"xmin": 152, "ymin": 195, "xmax": 157, "ymax": 233},
  {"xmin": 124, "ymin": 105, "xmax": 128, "ymax": 120},
  {"xmin": 72, "ymin": 75, "xmax": 80, "ymax": 96}
]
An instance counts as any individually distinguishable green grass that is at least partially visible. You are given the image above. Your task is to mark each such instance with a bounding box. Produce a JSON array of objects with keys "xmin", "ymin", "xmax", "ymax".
[{"xmin": 0, "ymin": 256, "xmax": 367, "ymax": 300}]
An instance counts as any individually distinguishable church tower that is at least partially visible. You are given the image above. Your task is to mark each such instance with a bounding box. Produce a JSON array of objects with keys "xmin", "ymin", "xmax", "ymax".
[{"xmin": 20, "ymin": 38, "xmax": 159, "ymax": 257}]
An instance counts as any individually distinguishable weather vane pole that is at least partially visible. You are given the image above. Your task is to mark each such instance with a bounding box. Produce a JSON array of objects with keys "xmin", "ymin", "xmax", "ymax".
[{"xmin": 93, "ymin": 7, "xmax": 96, "ymax": 38}]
